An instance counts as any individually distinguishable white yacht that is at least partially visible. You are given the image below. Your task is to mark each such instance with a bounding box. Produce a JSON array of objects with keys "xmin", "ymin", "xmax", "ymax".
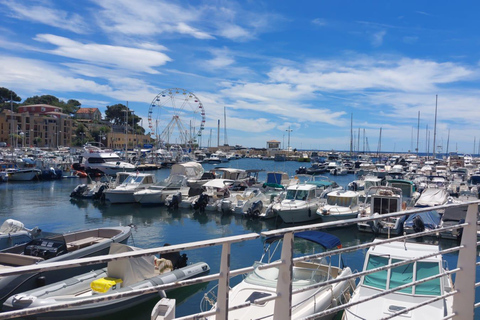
[
  {"xmin": 133, "ymin": 175, "xmax": 190, "ymax": 206},
  {"xmin": 104, "ymin": 173, "xmax": 156, "ymax": 204},
  {"xmin": 75, "ymin": 145, "xmax": 136, "ymax": 176},
  {"xmin": 343, "ymin": 240, "xmax": 453, "ymax": 319}
]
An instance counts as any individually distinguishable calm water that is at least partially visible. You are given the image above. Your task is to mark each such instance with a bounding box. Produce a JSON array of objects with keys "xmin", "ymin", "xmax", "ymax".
[{"xmin": 0, "ymin": 158, "xmax": 476, "ymax": 319}]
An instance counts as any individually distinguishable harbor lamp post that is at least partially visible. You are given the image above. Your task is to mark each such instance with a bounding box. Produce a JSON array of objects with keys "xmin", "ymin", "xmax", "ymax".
[
  {"xmin": 19, "ymin": 131, "xmax": 24, "ymax": 148},
  {"xmin": 57, "ymin": 131, "xmax": 61, "ymax": 148},
  {"xmin": 286, "ymin": 126, "xmax": 292, "ymax": 153}
]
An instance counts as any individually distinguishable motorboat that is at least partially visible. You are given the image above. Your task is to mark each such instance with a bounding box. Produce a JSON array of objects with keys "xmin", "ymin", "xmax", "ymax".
[
  {"xmin": 357, "ymin": 186, "xmax": 407, "ymax": 236},
  {"xmin": 70, "ymin": 177, "xmax": 112, "ymax": 200},
  {"xmin": 201, "ymin": 231, "xmax": 356, "ymax": 320},
  {"xmin": 385, "ymin": 178, "xmax": 420, "ymax": 207},
  {"xmin": 274, "ymin": 183, "xmax": 325, "ymax": 223},
  {"xmin": 3, "ymin": 243, "xmax": 210, "ymax": 319},
  {"xmin": 0, "ymin": 226, "xmax": 131, "ymax": 306},
  {"xmin": 104, "ymin": 172, "xmax": 156, "ymax": 204},
  {"xmin": 168, "ymin": 162, "xmax": 205, "ymax": 195},
  {"xmin": 259, "ymin": 171, "xmax": 299, "ymax": 191},
  {"xmin": 305, "ymin": 175, "xmax": 343, "ymax": 198},
  {"xmin": 343, "ymin": 240, "xmax": 454, "ymax": 319},
  {"xmin": 4, "ymin": 168, "xmax": 41, "ymax": 181},
  {"xmin": 133, "ymin": 175, "xmax": 190, "ymax": 206},
  {"xmin": 0, "ymin": 219, "xmax": 42, "ymax": 250},
  {"xmin": 220, "ymin": 187, "xmax": 269, "ymax": 214},
  {"xmin": 72, "ymin": 145, "xmax": 136, "ymax": 176},
  {"xmin": 316, "ymin": 190, "xmax": 361, "ymax": 222},
  {"xmin": 192, "ymin": 179, "xmax": 234, "ymax": 212}
]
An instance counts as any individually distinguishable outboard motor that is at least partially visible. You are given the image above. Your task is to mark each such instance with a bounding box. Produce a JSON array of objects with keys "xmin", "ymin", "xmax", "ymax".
[
  {"xmin": 167, "ymin": 192, "xmax": 182, "ymax": 209},
  {"xmin": 412, "ymin": 215, "xmax": 425, "ymax": 233},
  {"xmin": 70, "ymin": 184, "xmax": 88, "ymax": 198},
  {"xmin": 193, "ymin": 194, "xmax": 209, "ymax": 212},
  {"xmin": 247, "ymin": 200, "xmax": 263, "ymax": 218},
  {"xmin": 93, "ymin": 184, "xmax": 108, "ymax": 200}
]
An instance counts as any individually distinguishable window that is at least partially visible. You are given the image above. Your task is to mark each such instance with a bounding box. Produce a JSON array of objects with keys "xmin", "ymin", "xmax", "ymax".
[
  {"xmin": 416, "ymin": 262, "xmax": 441, "ymax": 295},
  {"xmin": 364, "ymin": 255, "xmax": 388, "ymax": 289},
  {"xmin": 389, "ymin": 259, "xmax": 414, "ymax": 293}
]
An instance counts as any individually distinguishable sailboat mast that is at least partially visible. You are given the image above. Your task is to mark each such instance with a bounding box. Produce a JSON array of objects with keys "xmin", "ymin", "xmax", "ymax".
[
  {"xmin": 416, "ymin": 111, "xmax": 420, "ymax": 156},
  {"xmin": 433, "ymin": 95, "xmax": 438, "ymax": 159},
  {"xmin": 446, "ymin": 128, "xmax": 450, "ymax": 154},
  {"xmin": 350, "ymin": 113, "xmax": 353, "ymax": 156}
]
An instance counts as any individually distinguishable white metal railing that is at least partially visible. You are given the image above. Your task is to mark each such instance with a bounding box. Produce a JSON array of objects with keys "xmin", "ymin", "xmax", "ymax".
[{"xmin": 0, "ymin": 201, "xmax": 478, "ymax": 320}]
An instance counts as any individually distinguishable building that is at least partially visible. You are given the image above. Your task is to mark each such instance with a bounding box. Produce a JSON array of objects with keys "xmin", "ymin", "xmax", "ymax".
[
  {"xmin": 0, "ymin": 104, "xmax": 72, "ymax": 148},
  {"xmin": 266, "ymin": 140, "xmax": 281, "ymax": 150},
  {"xmin": 107, "ymin": 132, "xmax": 153, "ymax": 150},
  {"xmin": 75, "ymin": 108, "xmax": 102, "ymax": 122}
]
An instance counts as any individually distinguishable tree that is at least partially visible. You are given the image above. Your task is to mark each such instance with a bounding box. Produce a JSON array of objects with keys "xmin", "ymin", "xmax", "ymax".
[
  {"xmin": 105, "ymin": 104, "xmax": 128, "ymax": 125},
  {"xmin": 22, "ymin": 95, "xmax": 81, "ymax": 116},
  {"xmin": 0, "ymin": 87, "xmax": 21, "ymax": 112}
]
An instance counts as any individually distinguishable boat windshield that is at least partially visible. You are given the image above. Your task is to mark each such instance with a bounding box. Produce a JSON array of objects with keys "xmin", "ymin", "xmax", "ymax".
[
  {"xmin": 388, "ymin": 183, "xmax": 413, "ymax": 198},
  {"xmin": 363, "ymin": 254, "xmax": 441, "ymax": 296},
  {"xmin": 326, "ymin": 195, "xmax": 356, "ymax": 207},
  {"xmin": 285, "ymin": 189, "xmax": 309, "ymax": 200},
  {"xmin": 122, "ymin": 176, "xmax": 144, "ymax": 185}
]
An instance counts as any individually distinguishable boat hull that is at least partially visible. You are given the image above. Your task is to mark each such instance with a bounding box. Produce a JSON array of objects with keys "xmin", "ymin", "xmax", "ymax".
[
  {"xmin": 0, "ymin": 226, "xmax": 131, "ymax": 307},
  {"xmin": 4, "ymin": 262, "xmax": 210, "ymax": 319}
]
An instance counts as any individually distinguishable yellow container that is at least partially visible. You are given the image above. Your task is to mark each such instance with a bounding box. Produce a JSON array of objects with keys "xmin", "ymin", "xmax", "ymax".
[{"xmin": 91, "ymin": 277, "xmax": 123, "ymax": 293}]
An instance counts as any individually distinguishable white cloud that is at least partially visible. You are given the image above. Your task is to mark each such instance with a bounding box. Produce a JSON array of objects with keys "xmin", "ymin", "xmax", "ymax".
[
  {"xmin": 0, "ymin": 0, "xmax": 89, "ymax": 34},
  {"xmin": 312, "ymin": 18, "xmax": 327, "ymax": 26},
  {"xmin": 371, "ymin": 30, "xmax": 386, "ymax": 47},
  {"xmin": 34, "ymin": 34, "xmax": 172, "ymax": 73}
]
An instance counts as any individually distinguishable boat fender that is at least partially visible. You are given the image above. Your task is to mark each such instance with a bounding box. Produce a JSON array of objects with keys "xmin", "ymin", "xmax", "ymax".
[
  {"xmin": 36, "ymin": 276, "xmax": 46, "ymax": 287},
  {"xmin": 331, "ymin": 297, "xmax": 338, "ymax": 307},
  {"xmin": 402, "ymin": 201, "xmax": 407, "ymax": 210}
]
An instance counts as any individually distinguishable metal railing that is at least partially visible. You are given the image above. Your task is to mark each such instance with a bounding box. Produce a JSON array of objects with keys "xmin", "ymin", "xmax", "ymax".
[{"xmin": 0, "ymin": 201, "xmax": 478, "ymax": 320}]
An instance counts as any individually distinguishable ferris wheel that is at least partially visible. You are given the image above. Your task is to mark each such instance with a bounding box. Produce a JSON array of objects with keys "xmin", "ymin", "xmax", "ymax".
[{"xmin": 148, "ymin": 88, "xmax": 206, "ymax": 147}]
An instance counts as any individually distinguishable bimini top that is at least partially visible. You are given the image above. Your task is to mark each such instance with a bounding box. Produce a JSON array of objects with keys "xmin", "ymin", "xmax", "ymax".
[{"xmin": 265, "ymin": 231, "xmax": 341, "ymax": 250}]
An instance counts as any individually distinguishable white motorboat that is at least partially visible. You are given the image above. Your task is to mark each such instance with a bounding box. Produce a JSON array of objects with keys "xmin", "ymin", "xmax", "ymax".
[
  {"xmin": 201, "ymin": 231, "xmax": 356, "ymax": 320},
  {"xmin": 219, "ymin": 187, "xmax": 268, "ymax": 214},
  {"xmin": 316, "ymin": 190, "xmax": 361, "ymax": 222},
  {"xmin": 104, "ymin": 172, "xmax": 156, "ymax": 204},
  {"xmin": 4, "ymin": 168, "xmax": 41, "ymax": 181},
  {"xmin": 343, "ymin": 240, "xmax": 454, "ymax": 319},
  {"xmin": 274, "ymin": 183, "xmax": 325, "ymax": 223},
  {"xmin": 0, "ymin": 226, "xmax": 131, "ymax": 306},
  {"xmin": 4, "ymin": 243, "xmax": 210, "ymax": 319},
  {"xmin": 134, "ymin": 175, "xmax": 190, "ymax": 206},
  {"xmin": 192, "ymin": 179, "xmax": 234, "ymax": 212},
  {"xmin": 73, "ymin": 145, "xmax": 136, "ymax": 176},
  {"xmin": 357, "ymin": 186, "xmax": 407, "ymax": 235}
]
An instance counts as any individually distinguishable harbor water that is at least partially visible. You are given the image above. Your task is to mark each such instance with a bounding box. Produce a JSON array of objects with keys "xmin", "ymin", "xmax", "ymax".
[{"xmin": 0, "ymin": 158, "xmax": 476, "ymax": 319}]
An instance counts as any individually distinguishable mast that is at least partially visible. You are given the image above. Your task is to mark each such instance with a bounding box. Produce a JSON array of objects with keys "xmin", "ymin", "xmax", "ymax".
[
  {"xmin": 350, "ymin": 113, "xmax": 353, "ymax": 156},
  {"xmin": 446, "ymin": 128, "xmax": 450, "ymax": 154},
  {"xmin": 416, "ymin": 111, "xmax": 420, "ymax": 156},
  {"xmin": 377, "ymin": 127, "xmax": 382, "ymax": 158},
  {"xmin": 433, "ymin": 95, "xmax": 438, "ymax": 159},
  {"xmin": 125, "ymin": 101, "xmax": 128, "ymax": 157},
  {"xmin": 217, "ymin": 120, "xmax": 220, "ymax": 147},
  {"xmin": 223, "ymin": 107, "xmax": 228, "ymax": 146}
]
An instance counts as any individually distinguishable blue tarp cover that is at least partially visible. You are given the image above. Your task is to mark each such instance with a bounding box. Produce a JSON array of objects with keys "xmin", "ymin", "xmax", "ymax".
[{"xmin": 404, "ymin": 210, "xmax": 441, "ymax": 230}]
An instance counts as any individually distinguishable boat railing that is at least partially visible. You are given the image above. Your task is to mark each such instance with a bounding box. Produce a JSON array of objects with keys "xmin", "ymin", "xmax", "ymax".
[{"xmin": 0, "ymin": 201, "xmax": 479, "ymax": 319}]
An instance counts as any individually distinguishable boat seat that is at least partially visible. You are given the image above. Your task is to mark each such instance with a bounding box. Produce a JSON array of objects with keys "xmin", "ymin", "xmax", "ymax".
[{"xmin": 67, "ymin": 236, "xmax": 105, "ymax": 251}]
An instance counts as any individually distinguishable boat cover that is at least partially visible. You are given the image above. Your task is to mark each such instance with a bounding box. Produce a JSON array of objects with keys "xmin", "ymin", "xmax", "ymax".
[
  {"xmin": 404, "ymin": 210, "xmax": 441, "ymax": 230},
  {"xmin": 170, "ymin": 162, "xmax": 204, "ymax": 179},
  {"xmin": 0, "ymin": 219, "xmax": 26, "ymax": 234},
  {"xmin": 266, "ymin": 231, "xmax": 341, "ymax": 249},
  {"xmin": 266, "ymin": 172, "xmax": 286, "ymax": 184},
  {"xmin": 414, "ymin": 188, "xmax": 449, "ymax": 207},
  {"xmin": 107, "ymin": 243, "xmax": 155, "ymax": 287}
]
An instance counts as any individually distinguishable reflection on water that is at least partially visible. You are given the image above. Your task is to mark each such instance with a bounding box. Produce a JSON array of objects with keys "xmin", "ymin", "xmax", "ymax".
[{"xmin": 0, "ymin": 158, "xmax": 477, "ymax": 319}]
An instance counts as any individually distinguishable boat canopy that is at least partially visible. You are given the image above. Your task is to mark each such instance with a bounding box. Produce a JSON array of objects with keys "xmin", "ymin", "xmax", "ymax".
[
  {"xmin": 170, "ymin": 162, "xmax": 204, "ymax": 179},
  {"xmin": 202, "ymin": 179, "xmax": 234, "ymax": 189},
  {"xmin": 415, "ymin": 188, "xmax": 449, "ymax": 207},
  {"xmin": 265, "ymin": 231, "xmax": 341, "ymax": 250}
]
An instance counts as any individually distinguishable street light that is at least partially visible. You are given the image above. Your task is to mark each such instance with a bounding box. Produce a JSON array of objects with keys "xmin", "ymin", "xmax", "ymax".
[
  {"xmin": 286, "ymin": 126, "xmax": 293, "ymax": 153},
  {"xmin": 57, "ymin": 131, "xmax": 61, "ymax": 149},
  {"xmin": 19, "ymin": 131, "xmax": 24, "ymax": 148}
]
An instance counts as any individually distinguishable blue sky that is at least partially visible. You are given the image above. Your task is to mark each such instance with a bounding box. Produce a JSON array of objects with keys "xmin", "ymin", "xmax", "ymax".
[{"xmin": 1, "ymin": 0, "xmax": 480, "ymax": 154}]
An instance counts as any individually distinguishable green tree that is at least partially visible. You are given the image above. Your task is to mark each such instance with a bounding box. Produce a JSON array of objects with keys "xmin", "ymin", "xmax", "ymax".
[
  {"xmin": 105, "ymin": 104, "xmax": 128, "ymax": 125},
  {"xmin": 22, "ymin": 95, "xmax": 81, "ymax": 116},
  {"xmin": 0, "ymin": 87, "xmax": 21, "ymax": 112}
]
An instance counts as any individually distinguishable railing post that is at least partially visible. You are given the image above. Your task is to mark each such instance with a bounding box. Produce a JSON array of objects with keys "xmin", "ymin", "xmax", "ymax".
[
  {"xmin": 273, "ymin": 232, "xmax": 293, "ymax": 320},
  {"xmin": 452, "ymin": 203, "xmax": 477, "ymax": 320},
  {"xmin": 216, "ymin": 242, "xmax": 231, "ymax": 320}
]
